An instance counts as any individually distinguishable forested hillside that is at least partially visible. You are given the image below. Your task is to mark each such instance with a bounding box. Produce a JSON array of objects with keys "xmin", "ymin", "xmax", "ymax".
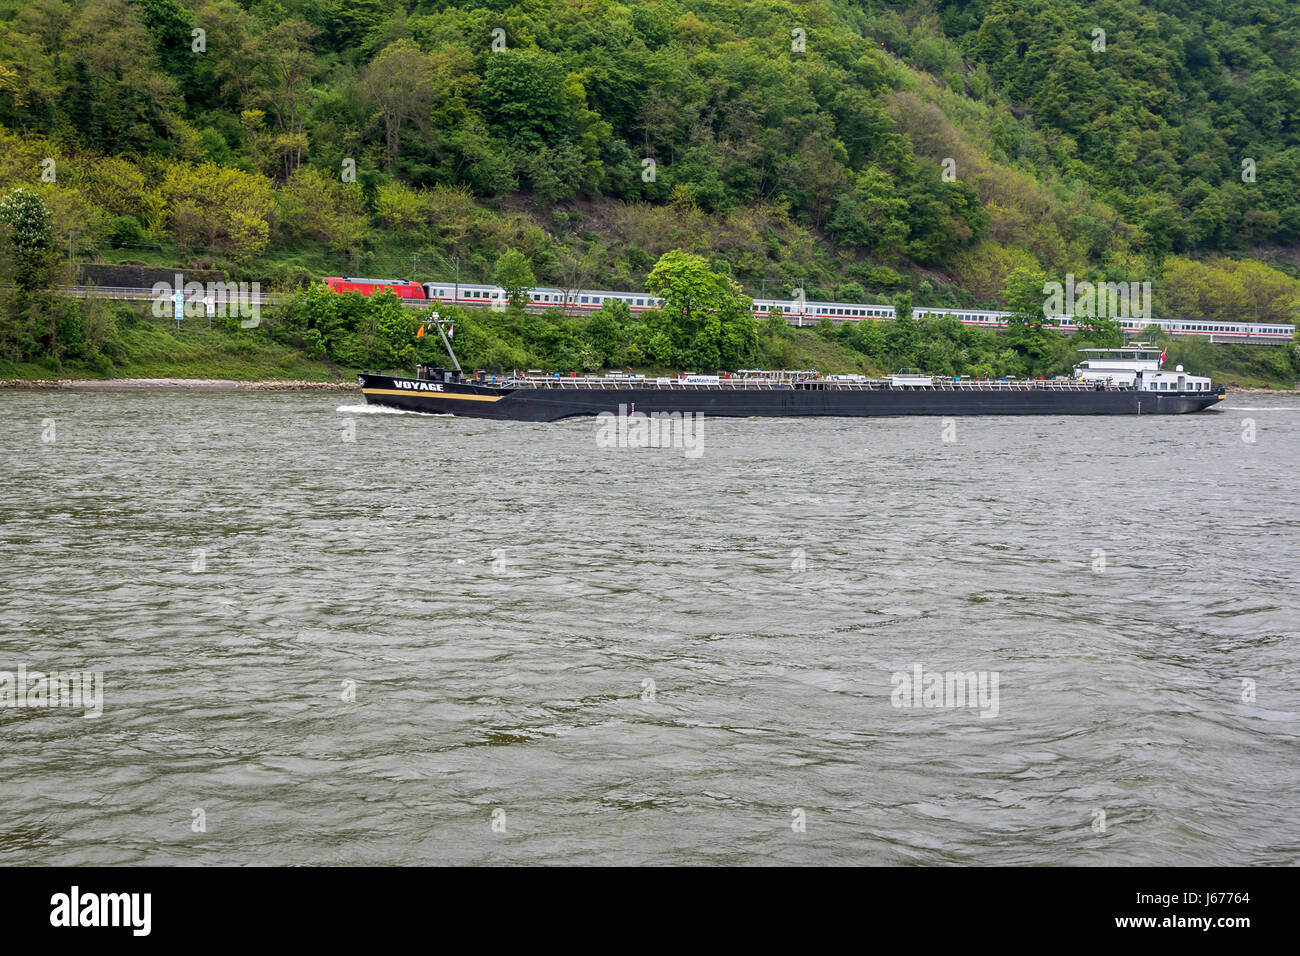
[{"xmin": 1, "ymin": 0, "xmax": 1298, "ymax": 380}]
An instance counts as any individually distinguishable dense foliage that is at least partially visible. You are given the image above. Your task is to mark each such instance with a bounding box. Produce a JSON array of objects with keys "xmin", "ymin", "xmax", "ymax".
[{"xmin": 0, "ymin": 0, "xmax": 1298, "ymax": 378}]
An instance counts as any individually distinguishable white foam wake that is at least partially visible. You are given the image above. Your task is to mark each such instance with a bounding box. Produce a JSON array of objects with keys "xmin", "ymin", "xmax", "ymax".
[{"xmin": 335, "ymin": 403, "xmax": 450, "ymax": 416}]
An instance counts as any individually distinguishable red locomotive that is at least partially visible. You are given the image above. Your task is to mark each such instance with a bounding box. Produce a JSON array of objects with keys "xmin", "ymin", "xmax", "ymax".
[{"xmin": 322, "ymin": 277, "xmax": 427, "ymax": 300}]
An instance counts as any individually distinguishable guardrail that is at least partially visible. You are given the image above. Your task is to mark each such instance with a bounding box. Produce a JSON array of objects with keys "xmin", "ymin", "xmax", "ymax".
[{"xmin": 60, "ymin": 285, "xmax": 285, "ymax": 306}]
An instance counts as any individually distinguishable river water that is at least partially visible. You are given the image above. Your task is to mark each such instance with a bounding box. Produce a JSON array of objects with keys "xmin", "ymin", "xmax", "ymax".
[{"xmin": 1, "ymin": 390, "xmax": 1296, "ymax": 865}]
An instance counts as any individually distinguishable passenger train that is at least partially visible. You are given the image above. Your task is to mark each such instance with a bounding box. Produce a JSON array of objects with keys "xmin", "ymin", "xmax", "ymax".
[{"xmin": 322, "ymin": 276, "xmax": 1296, "ymax": 341}]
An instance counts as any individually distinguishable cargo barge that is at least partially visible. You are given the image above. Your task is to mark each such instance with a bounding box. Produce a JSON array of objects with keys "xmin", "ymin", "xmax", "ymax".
[{"xmin": 357, "ymin": 317, "xmax": 1224, "ymax": 421}]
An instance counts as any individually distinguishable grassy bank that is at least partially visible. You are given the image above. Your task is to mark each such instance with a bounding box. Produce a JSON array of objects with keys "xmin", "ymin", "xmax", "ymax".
[{"xmin": 0, "ymin": 303, "xmax": 348, "ymax": 383}]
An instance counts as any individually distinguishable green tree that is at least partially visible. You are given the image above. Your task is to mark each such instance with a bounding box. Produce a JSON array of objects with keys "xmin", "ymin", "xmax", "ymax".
[
  {"xmin": 1003, "ymin": 268, "xmax": 1058, "ymax": 364},
  {"xmin": 894, "ymin": 290, "xmax": 913, "ymax": 322},
  {"xmin": 646, "ymin": 249, "xmax": 758, "ymax": 370},
  {"xmin": 357, "ymin": 40, "xmax": 437, "ymax": 171},
  {"xmin": 493, "ymin": 249, "xmax": 537, "ymax": 309},
  {"xmin": 480, "ymin": 50, "xmax": 568, "ymax": 148},
  {"xmin": 646, "ymin": 250, "xmax": 747, "ymax": 323},
  {"xmin": 0, "ymin": 188, "xmax": 57, "ymax": 292}
]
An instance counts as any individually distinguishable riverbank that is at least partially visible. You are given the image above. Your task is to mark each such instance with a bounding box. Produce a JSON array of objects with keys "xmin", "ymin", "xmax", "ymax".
[{"xmin": 0, "ymin": 378, "xmax": 357, "ymax": 391}]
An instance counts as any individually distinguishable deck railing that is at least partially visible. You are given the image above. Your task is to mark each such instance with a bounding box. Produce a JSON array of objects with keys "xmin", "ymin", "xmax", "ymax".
[{"xmin": 507, "ymin": 376, "xmax": 1123, "ymax": 392}]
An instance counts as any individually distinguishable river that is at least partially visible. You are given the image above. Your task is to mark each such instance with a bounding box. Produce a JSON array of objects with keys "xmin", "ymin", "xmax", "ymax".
[{"xmin": 1, "ymin": 390, "xmax": 1296, "ymax": 864}]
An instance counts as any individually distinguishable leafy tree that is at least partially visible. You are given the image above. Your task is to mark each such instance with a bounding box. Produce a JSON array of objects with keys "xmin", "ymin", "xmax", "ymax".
[
  {"xmin": 0, "ymin": 188, "xmax": 57, "ymax": 292},
  {"xmin": 894, "ymin": 291, "xmax": 913, "ymax": 322},
  {"xmin": 480, "ymin": 50, "xmax": 568, "ymax": 148},
  {"xmin": 829, "ymin": 166, "xmax": 911, "ymax": 259},
  {"xmin": 493, "ymin": 248, "xmax": 536, "ymax": 309},
  {"xmin": 1002, "ymin": 267, "xmax": 1058, "ymax": 365},
  {"xmin": 646, "ymin": 249, "xmax": 758, "ymax": 369},
  {"xmin": 357, "ymin": 40, "xmax": 437, "ymax": 171},
  {"xmin": 254, "ymin": 19, "xmax": 318, "ymax": 177},
  {"xmin": 162, "ymin": 163, "xmax": 277, "ymax": 260}
]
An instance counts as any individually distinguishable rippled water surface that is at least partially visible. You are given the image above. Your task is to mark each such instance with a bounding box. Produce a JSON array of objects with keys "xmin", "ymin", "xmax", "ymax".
[{"xmin": 1, "ymin": 390, "xmax": 1297, "ymax": 865}]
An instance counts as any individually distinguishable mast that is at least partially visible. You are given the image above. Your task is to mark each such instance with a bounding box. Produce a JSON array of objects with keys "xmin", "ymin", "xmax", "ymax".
[{"xmin": 422, "ymin": 311, "xmax": 461, "ymax": 373}]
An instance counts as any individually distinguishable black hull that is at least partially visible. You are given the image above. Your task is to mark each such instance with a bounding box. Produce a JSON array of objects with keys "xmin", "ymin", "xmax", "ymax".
[{"xmin": 357, "ymin": 374, "xmax": 1224, "ymax": 421}]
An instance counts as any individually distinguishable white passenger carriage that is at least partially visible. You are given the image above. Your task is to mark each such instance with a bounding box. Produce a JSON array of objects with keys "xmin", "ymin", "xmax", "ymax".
[{"xmin": 407, "ymin": 281, "xmax": 1294, "ymax": 342}]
